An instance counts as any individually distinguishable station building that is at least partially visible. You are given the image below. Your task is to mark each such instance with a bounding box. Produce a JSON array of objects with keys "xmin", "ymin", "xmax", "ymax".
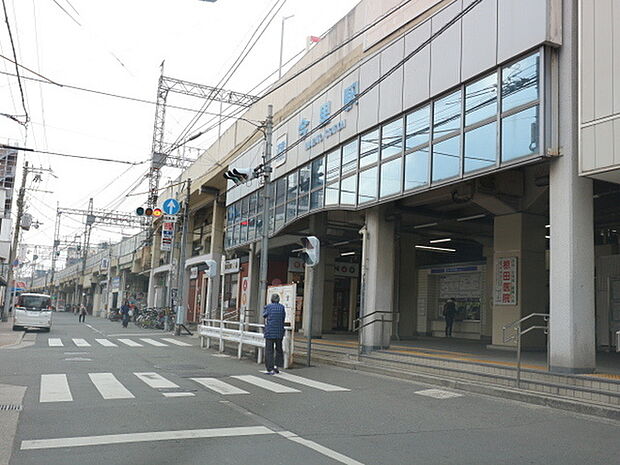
[{"xmin": 34, "ymin": 0, "xmax": 620, "ymax": 374}]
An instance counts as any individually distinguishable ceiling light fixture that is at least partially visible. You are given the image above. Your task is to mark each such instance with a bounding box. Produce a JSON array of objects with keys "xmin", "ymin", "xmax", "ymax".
[
  {"xmin": 429, "ymin": 238, "xmax": 452, "ymax": 244},
  {"xmin": 340, "ymin": 251, "xmax": 356, "ymax": 257},
  {"xmin": 456, "ymin": 214, "xmax": 486, "ymax": 222},
  {"xmin": 415, "ymin": 245, "xmax": 456, "ymax": 253},
  {"xmin": 413, "ymin": 222, "xmax": 438, "ymax": 229}
]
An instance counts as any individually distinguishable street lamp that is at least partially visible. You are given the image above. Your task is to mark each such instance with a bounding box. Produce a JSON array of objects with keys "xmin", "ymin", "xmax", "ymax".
[{"xmin": 279, "ymin": 14, "xmax": 295, "ymax": 79}]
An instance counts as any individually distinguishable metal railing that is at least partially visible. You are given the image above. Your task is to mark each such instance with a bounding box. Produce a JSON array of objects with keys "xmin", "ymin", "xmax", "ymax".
[
  {"xmin": 198, "ymin": 317, "xmax": 294, "ymax": 368},
  {"xmin": 353, "ymin": 310, "xmax": 398, "ymax": 356},
  {"xmin": 502, "ymin": 313, "xmax": 549, "ymax": 388}
]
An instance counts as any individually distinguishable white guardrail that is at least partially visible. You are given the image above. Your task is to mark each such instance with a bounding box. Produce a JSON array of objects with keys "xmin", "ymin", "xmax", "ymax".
[{"xmin": 198, "ymin": 319, "xmax": 294, "ymax": 369}]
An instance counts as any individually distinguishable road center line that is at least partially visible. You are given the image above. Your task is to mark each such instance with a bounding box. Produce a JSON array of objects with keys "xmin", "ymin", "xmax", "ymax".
[{"xmin": 21, "ymin": 426, "xmax": 274, "ymax": 450}]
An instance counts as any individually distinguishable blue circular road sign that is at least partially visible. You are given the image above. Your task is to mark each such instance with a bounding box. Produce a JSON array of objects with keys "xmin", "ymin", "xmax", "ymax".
[{"xmin": 163, "ymin": 198, "xmax": 181, "ymax": 215}]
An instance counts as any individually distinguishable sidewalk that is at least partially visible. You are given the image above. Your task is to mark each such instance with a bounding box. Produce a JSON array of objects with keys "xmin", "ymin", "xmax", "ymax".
[{"xmin": 0, "ymin": 318, "xmax": 23, "ymax": 349}]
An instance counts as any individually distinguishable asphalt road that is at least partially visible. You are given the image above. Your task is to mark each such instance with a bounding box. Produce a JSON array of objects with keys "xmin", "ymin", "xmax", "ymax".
[{"xmin": 1, "ymin": 312, "xmax": 619, "ymax": 465}]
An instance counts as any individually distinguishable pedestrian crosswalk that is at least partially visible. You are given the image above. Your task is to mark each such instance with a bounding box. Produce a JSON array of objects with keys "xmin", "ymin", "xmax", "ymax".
[
  {"xmin": 37, "ymin": 371, "xmax": 350, "ymax": 404},
  {"xmin": 45, "ymin": 337, "xmax": 192, "ymax": 348}
]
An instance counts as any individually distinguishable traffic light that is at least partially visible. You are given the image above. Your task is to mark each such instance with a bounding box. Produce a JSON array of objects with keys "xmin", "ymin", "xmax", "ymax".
[
  {"xmin": 223, "ymin": 168, "xmax": 252, "ymax": 185},
  {"xmin": 205, "ymin": 259, "xmax": 218, "ymax": 278},
  {"xmin": 299, "ymin": 236, "xmax": 320, "ymax": 267},
  {"xmin": 136, "ymin": 207, "xmax": 154, "ymax": 216}
]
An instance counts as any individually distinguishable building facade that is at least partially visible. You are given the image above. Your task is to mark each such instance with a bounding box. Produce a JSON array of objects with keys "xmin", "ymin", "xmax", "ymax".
[{"xmin": 36, "ymin": 0, "xmax": 620, "ymax": 374}]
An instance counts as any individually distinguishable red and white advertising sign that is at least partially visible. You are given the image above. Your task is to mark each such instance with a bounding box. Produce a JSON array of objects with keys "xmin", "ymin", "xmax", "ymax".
[{"xmin": 494, "ymin": 257, "xmax": 518, "ymax": 305}]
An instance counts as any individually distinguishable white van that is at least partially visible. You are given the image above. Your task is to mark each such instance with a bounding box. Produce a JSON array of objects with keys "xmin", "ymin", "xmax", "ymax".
[{"xmin": 12, "ymin": 293, "xmax": 53, "ymax": 332}]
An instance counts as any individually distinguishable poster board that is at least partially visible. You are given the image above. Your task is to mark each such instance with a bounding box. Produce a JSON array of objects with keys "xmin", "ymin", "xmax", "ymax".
[{"xmin": 267, "ymin": 283, "xmax": 297, "ymax": 325}]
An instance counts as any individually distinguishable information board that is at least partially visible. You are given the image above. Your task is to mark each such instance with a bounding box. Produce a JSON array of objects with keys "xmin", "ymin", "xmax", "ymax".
[{"xmin": 267, "ymin": 283, "xmax": 297, "ymax": 325}]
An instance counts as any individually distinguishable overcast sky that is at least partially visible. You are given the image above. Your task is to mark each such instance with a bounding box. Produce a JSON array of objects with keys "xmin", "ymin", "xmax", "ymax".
[{"xmin": 0, "ymin": 0, "xmax": 359, "ymax": 270}]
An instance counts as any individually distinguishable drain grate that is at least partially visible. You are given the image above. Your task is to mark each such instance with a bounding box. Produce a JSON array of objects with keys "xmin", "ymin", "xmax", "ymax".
[{"xmin": 0, "ymin": 404, "xmax": 23, "ymax": 411}]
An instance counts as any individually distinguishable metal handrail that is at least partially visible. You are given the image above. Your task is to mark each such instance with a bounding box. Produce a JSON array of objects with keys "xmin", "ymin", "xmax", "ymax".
[
  {"xmin": 502, "ymin": 313, "xmax": 549, "ymax": 388},
  {"xmin": 353, "ymin": 311, "xmax": 399, "ymax": 356}
]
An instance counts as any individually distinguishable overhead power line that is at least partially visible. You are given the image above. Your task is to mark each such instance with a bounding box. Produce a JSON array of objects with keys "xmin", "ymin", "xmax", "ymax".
[
  {"xmin": 0, "ymin": 144, "xmax": 147, "ymax": 165},
  {"xmin": 175, "ymin": 0, "xmax": 417, "ymax": 151},
  {"xmin": 0, "ymin": 69, "xmax": 261, "ymax": 124},
  {"xmin": 1, "ymin": 0, "xmax": 29, "ymax": 124},
  {"xmin": 171, "ymin": 0, "xmax": 287, "ymax": 150}
]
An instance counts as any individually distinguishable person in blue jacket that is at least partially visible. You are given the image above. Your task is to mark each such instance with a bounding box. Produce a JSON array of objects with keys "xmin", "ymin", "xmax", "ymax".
[{"xmin": 262, "ymin": 294, "xmax": 286, "ymax": 375}]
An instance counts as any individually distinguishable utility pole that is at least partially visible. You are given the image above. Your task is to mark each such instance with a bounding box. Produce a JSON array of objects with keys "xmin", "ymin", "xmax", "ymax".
[
  {"xmin": 175, "ymin": 178, "xmax": 191, "ymax": 335},
  {"xmin": 258, "ymin": 105, "xmax": 274, "ymax": 313},
  {"xmin": 48, "ymin": 203, "xmax": 61, "ymax": 295},
  {"xmin": 74, "ymin": 198, "xmax": 94, "ymax": 309},
  {"xmin": 2, "ymin": 161, "xmax": 28, "ymax": 321}
]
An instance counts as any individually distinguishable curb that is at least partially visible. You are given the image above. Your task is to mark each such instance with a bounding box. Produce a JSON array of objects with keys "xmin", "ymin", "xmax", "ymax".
[
  {"xmin": 0, "ymin": 330, "xmax": 25, "ymax": 350},
  {"xmin": 294, "ymin": 353, "xmax": 620, "ymax": 422}
]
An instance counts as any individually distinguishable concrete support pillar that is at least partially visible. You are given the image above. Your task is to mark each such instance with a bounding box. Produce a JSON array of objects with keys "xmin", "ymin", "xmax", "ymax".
[
  {"xmin": 491, "ymin": 214, "xmax": 547, "ymax": 348},
  {"xmin": 548, "ymin": 0, "xmax": 595, "ymax": 373},
  {"xmin": 361, "ymin": 206, "xmax": 395, "ymax": 351},
  {"xmin": 397, "ymin": 232, "xmax": 417, "ymax": 339},
  {"xmin": 205, "ymin": 200, "xmax": 225, "ymax": 319}
]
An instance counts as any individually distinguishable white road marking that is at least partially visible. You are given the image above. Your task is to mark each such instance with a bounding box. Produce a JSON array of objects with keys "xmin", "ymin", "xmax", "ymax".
[
  {"xmin": 274, "ymin": 372, "xmax": 350, "ymax": 392},
  {"xmin": 139, "ymin": 338, "xmax": 168, "ymax": 347},
  {"xmin": 162, "ymin": 392, "xmax": 195, "ymax": 397},
  {"xmin": 84, "ymin": 324, "xmax": 105, "ymax": 336},
  {"xmin": 191, "ymin": 378, "xmax": 249, "ymax": 395},
  {"xmin": 95, "ymin": 339, "xmax": 118, "ymax": 347},
  {"xmin": 279, "ymin": 431, "xmax": 365, "ymax": 465},
  {"xmin": 88, "ymin": 373, "xmax": 134, "ymax": 400},
  {"xmin": 63, "ymin": 357, "xmax": 92, "ymax": 361},
  {"xmin": 107, "ymin": 333, "xmax": 162, "ymax": 337},
  {"xmin": 48, "ymin": 338, "xmax": 63, "ymax": 347},
  {"xmin": 40, "ymin": 374, "xmax": 73, "ymax": 402},
  {"xmin": 21, "ymin": 426, "xmax": 274, "ymax": 450},
  {"xmin": 117, "ymin": 338, "xmax": 143, "ymax": 347},
  {"xmin": 134, "ymin": 372, "xmax": 178, "ymax": 389},
  {"xmin": 72, "ymin": 338, "xmax": 91, "ymax": 347},
  {"xmin": 231, "ymin": 375, "xmax": 300, "ymax": 393},
  {"xmin": 414, "ymin": 388, "xmax": 463, "ymax": 399},
  {"xmin": 161, "ymin": 338, "xmax": 191, "ymax": 347}
]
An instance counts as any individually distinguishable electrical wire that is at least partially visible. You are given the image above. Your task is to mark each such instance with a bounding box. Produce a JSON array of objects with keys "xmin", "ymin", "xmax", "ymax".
[
  {"xmin": 49, "ymin": 0, "xmax": 81, "ymax": 26},
  {"xmin": 0, "ymin": 144, "xmax": 147, "ymax": 165},
  {"xmin": 170, "ymin": 0, "xmax": 287, "ymax": 150},
  {"xmin": 0, "ymin": 69, "xmax": 261, "ymax": 124},
  {"xmin": 1, "ymin": 0, "xmax": 28, "ymax": 124}
]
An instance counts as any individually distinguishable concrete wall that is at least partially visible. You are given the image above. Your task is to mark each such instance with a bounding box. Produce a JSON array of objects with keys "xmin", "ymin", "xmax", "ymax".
[{"xmin": 579, "ymin": 0, "xmax": 620, "ymax": 183}]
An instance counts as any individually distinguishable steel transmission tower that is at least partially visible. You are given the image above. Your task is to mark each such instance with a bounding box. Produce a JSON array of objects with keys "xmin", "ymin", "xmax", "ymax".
[{"xmin": 147, "ymin": 63, "xmax": 259, "ymax": 208}]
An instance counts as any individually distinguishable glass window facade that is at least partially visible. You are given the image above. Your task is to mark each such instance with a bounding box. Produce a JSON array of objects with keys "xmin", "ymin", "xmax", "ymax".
[
  {"xmin": 381, "ymin": 118, "xmax": 403, "ymax": 160},
  {"xmin": 225, "ymin": 51, "xmax": 542, "ymax": 249},
  {"xmin": 360, "ymin": 130, "xmax": 379, "ymax": 168}
]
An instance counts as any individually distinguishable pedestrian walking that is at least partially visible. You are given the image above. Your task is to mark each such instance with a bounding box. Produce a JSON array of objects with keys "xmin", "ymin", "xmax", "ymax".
[
  {"xmin": 120, "ymin": 301, "xmax": 130, "ymax": 328},
  {"xmin": 262, "ymin": 294, "xmax": 286, "ymax": 375},
  {"xmin": 443, "ymin": 298, "xmax": 456, "ymax": 337},
  {"xmin": 78, "ymin": 304, "xmax": 87, "ymax": 323}
]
